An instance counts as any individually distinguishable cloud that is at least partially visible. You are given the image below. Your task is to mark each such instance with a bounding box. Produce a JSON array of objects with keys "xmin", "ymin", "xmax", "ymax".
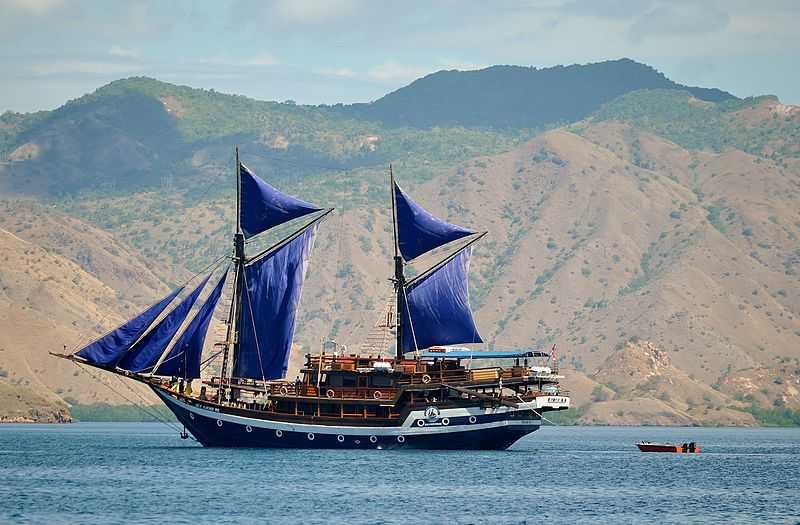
[
  {"xmin": 244, "ymin": 54, "xmax": 279, "ymax": 67},
  {"xmin": 368, "ymin": 61, "xmax": 430, "ymax": 82},
  {"xmin": 2, "ymin": 0, "xmax": 63, "ymax": 16},
  {"xmin": 315, "ymin": 67, "xmax": 356, "ymax": 78},
  {"xmin": 27, "ymin": 60, "xmax": 145, "ymax": 77},
  {"xmin": 561, "ymin": 0, "xmax": 654, "ymax": 19},
  {"xmin": 629, "ymin": 2, "xmax": 731, "ymax": 43},
  {"xmin": 108, "ymin": 45, "xmax": 140, "ymax": 59},
  {"xmin": 272, "ymin": 0, "xmax": 357, "ymax": 24}
]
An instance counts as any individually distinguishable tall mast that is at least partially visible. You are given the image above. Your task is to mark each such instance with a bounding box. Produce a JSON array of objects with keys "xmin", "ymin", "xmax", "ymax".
[
  {"xmin": 219, "ymin": 147, "xmax": 246, "ymax": 402},
  {"xmin": 390, "ymin": 165, "xmax": 405, "ymax": 361}
]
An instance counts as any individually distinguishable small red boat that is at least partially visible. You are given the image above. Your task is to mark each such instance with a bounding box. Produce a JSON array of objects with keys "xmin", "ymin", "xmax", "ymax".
[{"xmin": 637, "ymin": 441, "xmax": 700, "ymax": 453}]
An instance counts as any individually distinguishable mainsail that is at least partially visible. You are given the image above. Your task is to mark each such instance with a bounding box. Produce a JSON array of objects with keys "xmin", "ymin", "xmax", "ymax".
[
  {"xmin": 239, "ymin": 163, "xmax": 321, "ymax": 239},
  {"xmin": 391, "ymin": 172, "xmax": 484, "ymax": 356},
  {"xmin": 401, "ymin": 246, "xmax": 483, "ymax": 354},
  {"xmin": 393, "ymin": 181, "xmax": 474, "ymax": 261},
  {"xmin": 156, "ymin": 269, "xmax": 229, "ymax": 379},
  {"xmin": 117, "ymin": 274, "xmax": 211, "ymax": 373},
  {"xmin": 72, "ymin": 154, "xmax": 328, "ymax": 384},
  {"xmin": 75, "ymin": 287, "xmax": 184, "ymax": 368},
  {"xmin": 234, "ymin": 223, "xmax": 319, "ymax": 380}
]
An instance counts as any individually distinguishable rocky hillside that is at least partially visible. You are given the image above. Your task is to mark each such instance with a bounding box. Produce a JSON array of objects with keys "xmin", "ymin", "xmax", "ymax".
[
  {"xmin": 564, "ymin": 340, "xmax": 756, "ymax": 426},
  {"xmin": 0, "ymin": 226, "xmax": 157, "ymax": 408},
  {"xmin": 0, "ymin": 379, "xmax": 71, "ymax": 423},
  {"xmin": 0, "ymin": 66, "xmax": 797, "ymax": 425}
]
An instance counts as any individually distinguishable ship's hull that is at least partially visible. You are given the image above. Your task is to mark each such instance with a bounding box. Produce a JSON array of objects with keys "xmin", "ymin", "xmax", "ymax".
[{"xmin": 154, "ymin": 388, "xmax": 540, "ymax": 450}]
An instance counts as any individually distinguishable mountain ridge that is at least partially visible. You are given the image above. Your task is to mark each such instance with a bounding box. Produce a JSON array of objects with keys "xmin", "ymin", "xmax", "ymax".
[{"xmin": 0, "ymin": 62, "xmax": 798, "ymax": 425}]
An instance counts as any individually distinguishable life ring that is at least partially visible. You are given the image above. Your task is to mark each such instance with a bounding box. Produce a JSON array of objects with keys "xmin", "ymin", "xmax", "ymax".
[
  {"xmin": 397, "ymin": 435, "xmax": 405, "ymax": 443},
  {"xmin": 337, "ymin": 434, "xmax": 345, "ymax": 443},
  {"xmin": 416, "ymin": 420, "xmax": 425, "ymax": 427},
  {"xmin": 245, "ymin": 425, "xmax": 252, "ymax": 433},
  {"xmin": 369, "ymin": 435, "xmax": 378, "ymax": 444},
  {"xmin": 441, "ymin": 417, "xmax": 450, "ymax": 426},
  {"xmin": 307, "ymin": 433, "xmax": 315, "ymax": 441},
  {"xmin": 275, "ymin": 429, "xmax": 283, "ymax": 438},
  {"xmin": 279, "ymin": 385, "xmax": 289, "ymax": 396},
  {"xmin": 468, "ymin": 416, "xmax": 477, "ymax": 424},
  {"xmin": 421, "ymin": 374, "xmax": 432, "ymax": 384},
  {"xmin": 216, "ymin": 419, "xmax": 223, "ymax": 427},
  {"xmin": 326, "ymin": 389, "xmax": 335, "ymax": 398},
  {"xmin": 373, "ymin": 390, "xmax": 382, "ymax": 399}
]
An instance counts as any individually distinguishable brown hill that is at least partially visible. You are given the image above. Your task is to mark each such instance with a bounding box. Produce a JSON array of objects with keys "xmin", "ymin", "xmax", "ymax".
[
  {"xmin": 0, "ymin": 228, "xmax": 153, "ymax": 405},
  {"xmin": 0, "ymin": 199, "xmax": 168, "ymax": 303},
  {"xmin": 578, "ymin": 339, "xmax": 754, "ymax": 426},
  {"xmin": 0, "ymin": 379, "xmax": 71, "ymax": 423},
  {"xmin": 1, "ymin": 96, "xmax": 798, "ymax": 426}
]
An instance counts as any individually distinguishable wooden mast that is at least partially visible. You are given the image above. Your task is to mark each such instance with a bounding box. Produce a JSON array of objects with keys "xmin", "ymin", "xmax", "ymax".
[
  {"xmin": 390, "ymin": 165, "xmax": 405, "ymax": 361},
  {"xmin": 219, "ymin": 146, "xmax": 245, "ymax": 402}
]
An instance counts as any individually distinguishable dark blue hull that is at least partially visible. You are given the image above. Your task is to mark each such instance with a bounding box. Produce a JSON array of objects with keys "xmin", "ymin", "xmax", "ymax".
[{"xmin": 154, "ymin": 388, "xmax": 540, "ymax": 450}]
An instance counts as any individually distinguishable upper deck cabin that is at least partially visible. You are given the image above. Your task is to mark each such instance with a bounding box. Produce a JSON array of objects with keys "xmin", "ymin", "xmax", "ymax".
[{"xmin": 296, "ymin": 346, "xmax": 563, "ymax": 398}]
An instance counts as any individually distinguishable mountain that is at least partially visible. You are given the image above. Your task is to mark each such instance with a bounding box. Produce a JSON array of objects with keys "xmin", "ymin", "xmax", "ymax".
[
  {"xmin": 340, "ymin": 59, "xmax": 736, "ymax": 129},
  {"xmin": 0, "ymin": 224, "xmax": 158, "ymax": 412},
  {"xmin": 0, "ymin": 76, "xmax": 527, "ymax": 196},
  {"xmin": 0, "ymin": 62, "xmax": 798, "ymax": 425}
]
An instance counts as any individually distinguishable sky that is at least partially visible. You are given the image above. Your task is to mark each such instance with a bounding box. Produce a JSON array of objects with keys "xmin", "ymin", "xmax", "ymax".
[{"xmin": 2, "ymin": 0, "xmax": 799, "ymax": 113}]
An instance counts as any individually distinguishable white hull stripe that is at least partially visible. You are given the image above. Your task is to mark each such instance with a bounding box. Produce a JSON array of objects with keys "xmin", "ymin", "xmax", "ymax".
[{"xmin": 157, "ymin": 391, "xmax": 541, "ymax": 436}]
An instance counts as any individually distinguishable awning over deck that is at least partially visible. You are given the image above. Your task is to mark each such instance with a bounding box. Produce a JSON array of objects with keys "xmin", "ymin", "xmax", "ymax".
[{"xmin": 416, "ymin": 349, "xmax": 550, "ymax": 359}]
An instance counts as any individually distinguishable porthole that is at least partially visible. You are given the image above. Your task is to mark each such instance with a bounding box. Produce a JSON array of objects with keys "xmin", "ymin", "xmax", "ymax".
[
  {"xmin": 416, "ymin": 420, "xmax": 425, "ymax": 427},
  {"xmin": 307, "ymin": 433, "xmax": 315, "ymax": 441},
  {"xmin": 369, "ymin": 435, "xmax": 378, "ymax": 444},
  {"xmin": 468, "ymin": 416, "xmax": 477, "ymax": 424},
  {"xmin": 337, "ymin": 434, "xmax": 345, "ymax": 443},
  {"xmin": 189, "ymin": 412, "xmax": 195, "ymax": 420},
  {"xmin": 441, "ymin": 418, "xmax": 450, "ymax": 426},
  {"xmin": 216, "ymin": 419, "xmax": 223, "ymax": 427},
  {"xmin": 245, "ymin": 425, "xmax": 252, "ymax": 433},
  {"xmin": 355, "ymin": 439, "xmax": 361, "ymax": 444},
  {"xmin": 397, "ymin": 435, "xmax": 405, "ymax": 443},
  {"xmin": 275, "ymin": 429, "xmax": 283, "ymax": 438}
]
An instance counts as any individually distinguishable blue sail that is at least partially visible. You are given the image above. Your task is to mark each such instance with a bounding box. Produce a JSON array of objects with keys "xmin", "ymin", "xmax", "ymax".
[
  {"xmin": 75, "ymin": 287, "xmax": 184, "ymax": 368},
  {"xmin": 234, "ymin": 224, "xmax": 318, "ymax": 380},
  {"xmin": 240, "ymin": 163, "xmax": 321, "ymax": 239},
  {"xmin": 394, "ymin": 181, "xmax": 474, "ymax": 261},
  {"xmin": 156, "ymin": 270, "xmax": 228, "ymax": 379},
  {"xmin": 401, "ymin": 247, "xmax": 482, "ymax": 354},
  {"xmin": 117, "ymin": 275, "xmax": 211, "ymax": 373}
]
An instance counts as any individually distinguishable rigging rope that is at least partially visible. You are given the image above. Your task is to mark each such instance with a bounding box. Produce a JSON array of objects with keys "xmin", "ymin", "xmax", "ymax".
[
  {"xmin": 68, "ymin": 253, "xmax": 230, "ymax": 355},
  {"xmin": 243, "ymin": 270, "xmax": 269, "ymax": 396},
  {"xmin": 74, "ymin": 362, "xmax": 194, "ymax": 439}
]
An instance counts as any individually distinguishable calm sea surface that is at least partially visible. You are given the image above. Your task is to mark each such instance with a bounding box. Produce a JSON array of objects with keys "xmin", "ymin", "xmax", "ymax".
[{"xmin": 0, "ymin": 423, "xmax": 798, "ymax": 524}]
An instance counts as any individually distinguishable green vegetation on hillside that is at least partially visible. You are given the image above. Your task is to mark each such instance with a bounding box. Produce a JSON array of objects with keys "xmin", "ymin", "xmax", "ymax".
[
  {"xmin": 66, "ymin": 400, "xmax": 177, "ymax": 422},
  {"xmin": 739, "ymin": 403, "xmax": 800, "ymax": 427},
  {"xmin": 593, "ymin": 89, "xmax": 800, "ymax": 160},
  {"xmin": 342, "ymin": 59, "xmax": 734, "ymax": 129}
]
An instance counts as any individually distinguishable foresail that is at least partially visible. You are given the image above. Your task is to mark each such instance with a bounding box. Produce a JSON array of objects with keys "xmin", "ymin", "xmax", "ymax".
[
  {"xmin": 240, "ymin": 163, "xmax": 321, "ymax": 238},
  {"xmin": 401, "ymin": 246, "xmax": 482, "ymax": 354},
  {"xmin": 117, "ymin": 274, "xmax": 211, "ymax": 373},
  {"xmin": 75, "ymin": 287, "xmax": 184, "ymax": 368},
  {"xmin": 155, "ymin": 269, "xmax": 228, "ymax": 379},
  {"xmin": 234, "ymin": 223, "xmax": 318, "ymax": 380},
  {"xmin": 394, "ymin": 181, "xmax": 474, "ymax": 261}
]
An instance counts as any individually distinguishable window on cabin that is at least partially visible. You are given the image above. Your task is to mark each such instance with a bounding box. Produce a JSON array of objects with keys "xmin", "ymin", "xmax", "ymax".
[{"xmin": 370, "ymin": 375, "xmax": 392, "ymax": 387}]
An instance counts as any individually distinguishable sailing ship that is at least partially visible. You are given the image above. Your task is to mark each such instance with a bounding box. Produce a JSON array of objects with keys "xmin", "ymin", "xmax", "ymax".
[{"xmin": 55, "ymin": 149, "xmax": 570, "ymax": 449}]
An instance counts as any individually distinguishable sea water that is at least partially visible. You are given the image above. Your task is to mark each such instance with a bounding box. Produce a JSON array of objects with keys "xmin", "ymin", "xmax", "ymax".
[{"xmin": 0, "ymin": 423, "xmax": 798, "ymax": 524}]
